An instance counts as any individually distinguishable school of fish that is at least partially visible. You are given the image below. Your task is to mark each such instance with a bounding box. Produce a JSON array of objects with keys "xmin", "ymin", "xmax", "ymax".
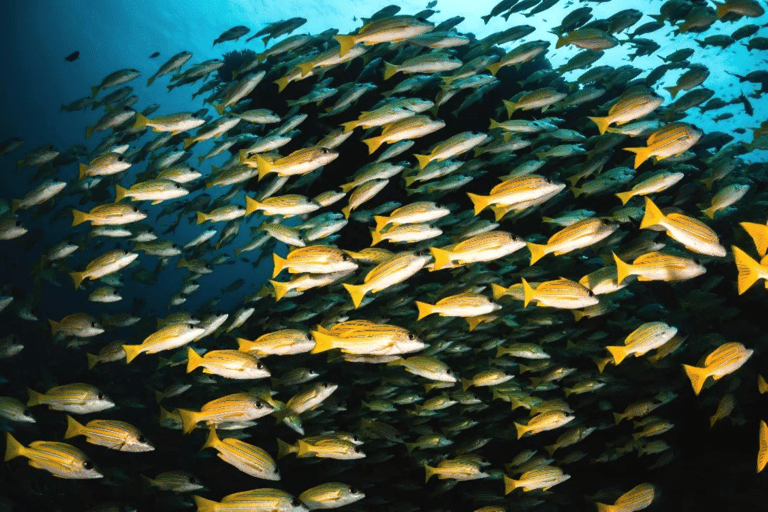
[{"xmin": 2, "ymin": 0, "xmax": 768, "ymax": 510}]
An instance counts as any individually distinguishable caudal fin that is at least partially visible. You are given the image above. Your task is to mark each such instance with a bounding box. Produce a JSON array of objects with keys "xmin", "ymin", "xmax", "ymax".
[
  {"xmin": 186, "ymin": 347, "xmax": 203, "ymax": 374},
  {"xmin": 342, "ymin": 283, "xmax": 367, "ymax": 309},
  {"xmin": 732, "ymin": 245, "xmax": 763, "ymax": 295},
  {"xmin": 682, "ymin": 364, "xmax": 708, "ymax": 396},
  {"xmin": 369, "ymin": 228, "xmax": 384, "ymax": 247},
  {"xmin": 86, "ymin": 353, "xmax": 100, "ymax": 370},
  {"xmin": 415, "ymin": 301, "xmax": 434, "ymax": 321},
  {"xmin": 414, "ymin": 154, "xmax": 432, "ymax": 170},
  {"xmin": 4, "ymin": 432, "xmax": 26, "ymax": 462},
  {"xmin": 64, "ymin": 415, "xmax": 84, "ymax": 439},
  {"xmin": 486, "ymin": 63, "xmax": 502, "ymax": 76},
  {"xmin": 527, "ymin": 242, "xmax": 548, "ymax": 266},
  {"xmin": 615, "ymin": 191, "xmax": 634, "ymax": 205},
  {"xmin": 195, "ymin": 212, "xmax": 207, "ymax": 225},
  {"xmin": 115, "ymin": 185, "xmax": 128, "ymax": 202},
  {"xmin": 624, "ymin": 146, "xmax": 653, "ymax": 169},
  {"xmin": 424, "ymin": 463, "xmax": 437, "ymax": 483},
  {"xmin": 429, "ymin": 247, "xmax": 453, "ymax": 271},
  {"xmin": 383, "ymin": 62, "xmax": 399, "ymax": 80},
  {"xmin": 176, "ymin": 408, "xmax": 200, "ymax": 435},
  {"xmin": 741, "ymin": 222, "xmax": 768, "ymax": 257},
  {"xmin": 362, "ymin": 136, "xmax": 383, "ymax": 155},
  {"xmin": 759, "ymin": 420, "xmax": 768, "ymax": 473},
  {"xmin": 309, "ymin": 330, "xmax": 335, "ymax": 354},
  {"xmin": 587, "ymin": 116, "xmax": 612, "ymax": 135},
  {"xmin": 193, "ymin": 496, "xmax": 218, "ymax": 512},
  {"xmin": 26, "ymin": 388, "xmax": 43, "ymax": 407},
  {"xmin": 333, "ymin": 34, "xmax": 357, "ymax": 57},
  {"xmin": 640, "ymin": 197, "xmax": 665, "ymax": 229},
  {"xmin": 522, "ymin": 278, "xmax": 535, "ymax": 308},
  {"xmin": 491, "ymin": 283, "xmax": 508, "ymax": 300},
  {"xmin": 503, "ymin": 100, "xmax": 517, "ymax": 118},
  {"xmin": 466, "ymin": 192, "xmax": 489, "ymax": 216},
  {"xmin": 272, "ymin": 253, "xmax": 286, "ymax": 278},
  {"xmin": 612, "ymin": 252, "xmax": 632, "ymax": 285},
  {"xmin": 269, "ymin": 280, "xmax": 290, "ymax": 301},
  {"xmin": 69, "ymin": 271, "xmax": 86, "ymax": 290},
  {"xmin": 503, "ymin": 475, "xmax": 518, "ymax": 495},
  {"xmin": 122, "ymin": 344, "xmax": 143, "ymax": 364},
  {"xmin": 255, "ymin": 154, "xmax": 272, "ymax": 181},
  {"xmin": 245, "ymin": 196, "xmax": 260, "ymax": 216},
  {"xmin": 606, "ymin": 345, "xmax": 628, "ymax": 365}
]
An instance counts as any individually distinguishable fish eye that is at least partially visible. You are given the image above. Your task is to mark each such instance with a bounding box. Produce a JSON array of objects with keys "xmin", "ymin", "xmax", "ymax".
[
  {"xmin": 188, "ymin": 476, "xmax": 198, "ymax": 483},
  {"xmin": 91, "ymin": 321, "xmax": 98, "ymax": 327},
  {"xmin": 256, "ymin": 402, "xmax": 264, "ymax": 408},
  {"xmin": 118, "ymin": 156, "xmax": 124, "ymax": 161},
  {"xmin": 206, "ymin": 263, "xmax": 213, "ymax": 269},
  {"xmin": 172, "ymin": 244, "xmax": 178, "ymax": 249},
  {"xmin": 133, "ymin": 207, "xmax": 140, "ymax": 212},
  {"xmin": 446, "ymin": 369, "xmax": 453, "ymax": 375},
  {"xmin": 14, "ymin": 220, "xmax": 21, "ymax": 226},
  {"xmin": 175, "ymin": 183, "xmax": 182, "ymax": 188},
  {"xmin": 97, "ymin": 393, "xmax": 106, "ymax": 400},
  {"xmin": 291, "ymin": 498, "xmax": 302, "ymax": 507},
  {"xmin": 352, "ymin": 435, "xmax": 361, "ymax": 443},
  {"xmin": 257, "ymin": 362, "xmax": 264, "ymax": 369},
  {"xmin": 341, "ymin": 254, "xmax": 350, "ymax": 261},
  {"xmin": 123, "ymin": 106, "xmax": 132, "ymax": 111},
  {"xmin": 321, "ymin": 147, "xmax": 330, "ymax": 154},
  {"xmin": 83, "ymin": 460, "xmax": 94, "ymax": 469},
  {"xmin": 137, "ymin": 435, "xmax": 147, "ymax": 443},
  {"xmin": 274, "ymin": 468, "xmax": 280, "ymax": 476},
  {"xmin": 306, "ymin": 332, "xmax": 314, "ymax": 341},
  {"xmin": 587, "ymin": 290, "xmax": 594, "ymax": 297},
  {"xmin": 408, "ymin": 333, "xmax": 415, "ymax": 340},
  {"xmin": 22, "ymin": 409, "xmax": 31, "ymax": 416},
  {"xmin": 123, "ymin": 250, "xmax": 130, "ymax": 255}
]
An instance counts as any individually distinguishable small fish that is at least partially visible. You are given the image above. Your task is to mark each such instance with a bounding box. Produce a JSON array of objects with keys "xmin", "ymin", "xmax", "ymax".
[
  {"xmin": 682, "ymin": 342, "xmax": 753, "ymax": 395},
  {"xmin": 65, "ymin": 51, "xmax": 80, "ymax": 62},
  {"xmin": 4, "ymin": 433, "xmax": 102, "ymax": 479},
  {"xmin": 64, "ymin": 415, "xmax": 154, "ymax": 452},
  {"xmin": 27, "ymin": 383, "xmax": 114, "ymax": 414}
]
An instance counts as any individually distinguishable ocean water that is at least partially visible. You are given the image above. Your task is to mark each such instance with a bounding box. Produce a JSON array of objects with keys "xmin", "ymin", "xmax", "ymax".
[{"xmin": 1, "ymin": 0, "xmax": 768, "ymax": 511}]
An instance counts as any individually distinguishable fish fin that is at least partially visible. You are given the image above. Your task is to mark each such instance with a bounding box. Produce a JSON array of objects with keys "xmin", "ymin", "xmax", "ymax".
[
  {"xmin": 612, "ymin": 252, "xmax": 631, "ymax": 285},
  {"xmin": 296, "ymin": 439, "xmax": 311, "ymax": 457},
  {"xmin": 640, "ymin": 197, "xmax": 665, "ymax": 229},
  {"xmin": 342, "ymin": 283, "xmax": 366, "ymax": 308},
  {"xmin": 362, "ymin": 136, "xmax": 383, "ymax": 155},
  {"xmin": 595, "ymin": 502, "xmax": 616, "ymax": 512},
  {"xmin": 486, "ymin": 63, "xmax": 502, "ymax": 76},
  {"xmin": 503, "ymin": 99, "xmax": 517, "ymax": 118},
  {"xmin": 48, "ymin": 319, "xmax": 60, "ymax": 336},
  {"xmin": 186, "ymin": 347, "xmax": 203, "ymax": 374},
  {"xmin": 201, "ymin": 427, "xmax": 219, "ymax": 450},
  {"xmin": 183, "ymin": 137, "xmax": 196, "ymax": 150},
  {"xmin": 664, "ymin": 85, "xmax": 680, "ymax": 99},
  {"xmin": 740, "ymin": 222, "xmax": 768, "ymax": 257},
  {"xmin": 4, "ymin": 432, "xmax": 26, "ymax": 462},
  {"xmin": 461, "ymin": 378, "xmax": 473, "ymax": 391},
  {"xmin": 270, "ymin": 280, "xmax": 290, "ymax": 301},
  {"xmin": 615, "ymin": 191, "xmax": 634, "ymax": 205},
  {"xmin": 527, "ymin": 242, "xmax": 547, "ymax": 266},
  {"xmin": 613, "ymin": 412, "xmax": 624, "ymax": 425},
  {"xmin": 115, "ymin": 184, "xmax": 128, "ymax": 202},
  {"xmin": 700, "ymin": 176, "xmax": 716, "ymax": 190},
  {"xmin": 415, "ymin": 301, "xmax": 433, "ymax": 321},
  {"xmin": 26, "ymin": 388, "xmax": 43, "ymax": 407},
  {"xmin": 77, "ymin": 162, "xmax": 90, "ymax": 180},
  {"xmin": 504, "ymin": 475, "xmax": 517, "ymax": 495},
  {"xmin": 274, "ymin": 76, "xmax": 291, "ymax": 92},
  {"xmin": 334, "ymin": 34, "xmax": 357, "ymax": 57},
  {"xmin": 245, "ymin": 196, "xmax": 260, "ymax": 216},
  {"xmin": 176, "ymin": 408, "xmax": 199, "ymax": 435},
  {"xmin": 544, "ymin": 444, "xmax": 558, "ymax": 456},
  {"xmin": 272, "ymin": 253, "xmax": 286, "ymax": 278},
  {"xmin": 466, "ymin": 192, "xmax": 489, "ymax": 216},
  {"xmin": 424, "ymin": 463, "xmax": 437, "ymax": 483},
  {"xmin": 587, "ymin": 116, "xmax": 611, "ymax": 135},
  {"xmin": 732, "ymin": 245, "xmax": 762, "ymax": 294},
  {"xmin": 133, "ymin": 112, "xmax": 150, "ymax": 130},
  {"xmin": 569, "ymin": 186, "xmax": 583, "ymax": 198},
  {"xmin": 255, "ymin": 154, "xmax": 271, "ymax": 181},
  {"xmin": 341, "ymin": 205, "xmax": 352, "ymax": 219},
  {"xmin": 491, "ymin": 283, "xmax": 508, "ymax": 300},
  {"xmin": 276, "ymin": 438, "xmax": 294, "ymax": 459},
  {"xmin": 195, "ymin": 212, "xmax": 207, "ymax": 225},
  {"xmin": 429, "ymin": 247, "xmax": 452, "ymax": 271},
  {"xmin": 85, "ymin": 125, "xmax": 95, "ymax": 139},
  {"xmin": 86, "ymin": 353, "xmax": 100, "ymax": 370},
  {"xmin": 122, "ymin": 344, "xmax": 142, "ymax": 364},
  {"xmin": 373, "ymin": 216, "xmax": 389, "ymax": 232},
  {"xmin": 340, "ymin": 182, "xmax": 355, "ymax": 193},
  {"xmin": 555, "ymin": 35, "xmax": 569, "ymax": 48},
  {"xmin": 514, "ymin": 421, "xmax": 528, "ymax": 439},
  {"xmin": 759, "ymin": 420, "xmax": 768, "ymax": 473},
  {"xmin": 624, "ymin": 146, "xmax": 652, "ymax": 169},
  {"xmin": 701, "ymin": 205, "xmax": 717, "ymax": 220},
  {"xmin": 521, "ymin": 278, "xmax": 535, "ymax": 308},
  {"xmin": 383, "ymin": 62, "xmax": 398, "ymax": 80},
  {"xmin": 414, "ymin": 154, "xmax": 432, "ymax": 170},
  {"xmin": 682, "ymin": 364, "xmax": 707, "ymax": 396},
  {"xmin": 606, "ymin": 345, "xmax": 627, "ymax": 365},
  {"xmin": 759, "ymin": 374, "xmax": 768, "ymax": 395},
  {"xmin": 310, "ymin": 330, "xmax": 335, "ymax": 354},
  {"xmin": 64, "ymin": 415, "xmax": 84, "ymax": 439},
  {"xmin": 69, "ymin": 271, "xmax": 85, "ymax": 290},
  {"xmin": 341, "ymin": 120, "xmax": 358, "ymax": 133},
  {"xmin": 596, "ymin": 357, "xmax": 611, "ymax": 373},
  {"xmin": 192, "ymin": 496, "xmax": 218, "ymax": 512},
  {"xmin": 369, "ymin": 228, "xmax": 384, "ymax": 247}
]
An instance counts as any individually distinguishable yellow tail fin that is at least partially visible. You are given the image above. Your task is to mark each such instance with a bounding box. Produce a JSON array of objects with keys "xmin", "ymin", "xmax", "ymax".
[
  {"xmin": 342, "ymin": 283, "xmax": 367, "ymax": 309},
  {"xmin": 624, "ymin": 146, "xmax": 653, "ymax": 169},
  {"xmin": 732, "ymin": 245, "xmax": 763, "ymax": 295},
  {"xmin": 363, "ymin": 136, "xmax": 383, "ymax": 155},
  {"xmin": 503, "ymin": 475, "xmax": 517, "ymax": 495},
  {"xmin": 701, "ymin": 205, "xmax": 717, "ymax": 220},
  {"xmin": 759, "ymin": 420, "xmax": 768, "ymax": 473},
  {"xmin": 759, "ymin": 374, "xmax": 768, "ymax": 394},
  {"xmin": 606, "ymin": 345, "xmax": 628, "ymax": 365},
  {"xmin": 195, "ymin": 212, "xmax": 207, "ymax": 225},
  {"xmin": 514, "ymin": 422, "xmax": 528, "ymax": 439},
  {"xmin": 414, "ymin": 154, "xmax": 432, "ymax": 170},
  {"xmin": 466, "ymin": 192, "xmax": 489, "ymax": 215},
  {"xmin": 4, "ymin": 432, "xmax": 26, "ymax": 462},
  {"xmin": 424, "ymin": 463, "xmax": 437, "ymax": 483},
  {"xmin": 415, "ymin": 301, "xmax": 433, "ymax": 321},
  {"xmin": 544, "ymin": 443, "xmax": 558, "ymax": 456},
  {"xmin": 64, "ymin": 415, "xmax": 84, "ymax": 439},
  {"xmin": 615, "ymin": 190, "xmax": 634, "ymax": 205},
  {"xmin": 192, "ymin": 496, "xmax": 218, "ymax": 512},
  {"xmin": 71, "ymin": 209, "xmax": 89, "ymax": 227},
  {"xmin": 85, "ymin": 125, "xmax": 95, "ymax": 139},
  {"xmin": 276, "ymin": 438, "xmax": 295, "ymax": 459},
  {"xmin": 86, "ymin": 353, "xmax": 100, "ymax": 370},
  {"xmin": 700, "ymin": 175, "xmax": 716, "ymax": 190},
  {"xmin": 369, "ymin": 228, "xmax": 384, "ymax": 247},
  {"xmin": 183, "ymin": 137, "xmax": 196, "ymax": 150},
  {"xmin": 383, "ymin": 62, "xmax": 399, "ymax": 80},
  {"xmin": 664, "ymin": 85, "xmax": 680, "ymax": 99},
  {"xmin": 612, "ymin": 252, "xmax": 631, "ymax": 285},
  {"xmin": 682, "ymin": 364, "xmax": 708, "ymax": 396},
  {"xmin": 373, "ymin": 216, "xmax": 389, "ymax": 232},
  {"xmin": 115, "ymin": 185, "xmax": 128, "ymax": 202},
  {"xmin": 587, "ymin": 116, "xmax": 611, "ymax": 135},
  {"xmin": 245, "ymin": 196, "xmax": 260, "ymax": 216},
  {"xmin": 486, "ymin": 63, "xmax": 502, "ymax": 76},
  {"xmin": 236, "ymin": 337, "xmax": 254, "ymax": 353},
  {"xmin": 176, "ymin": 408, "xmax": 199, "ymax": 435},
  {"xmin": 740, "ymin": 222, "xmax": 768, "ymax": 257},
  {"xmin": 255, "ymin": 154, "xmax": 272, "ymax": 181},
  {"xmin": 526, "ymin": 242, "xmax": 548, "ymax": 266},
  {"xmin": 491, "ymin": 283, "xmax": 508, "ymax": 300},
  {"xmin": 48, "ymin": 319, "xmax": 60, "ymax": 336},
  {"xmin": 26, "ymin": 388, "xmax": 43, "ymax": 407},
  {"xmin": 341, "ymin": 120, "xmax": 358, "ymax": 133},
  {"xmin": 201, "ymin": 427, "xmax": 220, "ymax": 450},
  {"xmin": 186, "ymin": 347, "xmax": 203, "ymax": 374},
  {"xmin": 522, "ymin": 278, "xmax": 535, "ymax": 307},
  {"xmin": 309, "ymin": 330, "xmax": 335, "ymax": 354},
  {"xmin": 596, "ymin": 357, "xmax": 611, "ymax": 374},
  {"xmin": 272, "ymin": 253, "xmax": 286, "ymax": 278},
  {"xmin": 214, "ymin": 102, "xmax": 227, "ymax": 115},
  {"xmin": 269, "ymin": 280, "xmax": 290, "ymax": 301},
  {"xmin": 333, "ymin": 34, "xmax": 357, "ymax": 57},
  {"xmin": 122, "ymin": 344, "xmax": 143, "ymax": 364},
  {"xmin": 274, "ymin": 76, "xmax": 291, "ymax": 92},
  {"xmin": 640, "ymin": 197, "xmax": 665, "ymax": 229},
  {"xmin": 69, "ymin": 271, "xmax": 86, "ymax": 290},
  {"xmin": 133, "ymin": 112, "xmax": 150, "ymax": 130},
  {"xmin": 429, "ymin": 246, "xmax": 453, "ymax": 270},
  {"xmin": 503, "ymin": 99, "xmax": 517, "ymax": 118},
  {"xmin": 613, "ymin": 412, "xmax": 625, "ymax": 425}
]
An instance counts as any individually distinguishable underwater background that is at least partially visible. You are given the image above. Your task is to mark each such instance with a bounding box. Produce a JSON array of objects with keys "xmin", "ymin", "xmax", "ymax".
[{"xmin": 1, "ymin": 0, "xmax": 768, "ymax": 510}]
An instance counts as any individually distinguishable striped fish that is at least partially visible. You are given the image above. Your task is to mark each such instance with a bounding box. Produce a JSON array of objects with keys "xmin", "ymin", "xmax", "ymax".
[
  {"xmin": 141, "ymin": 470, "xmax": 203, "ymax": 492},
  {"xmin": 342, "ymin": 251, "xmax": 430, "ymax": 308},
  {"xmin": 0, "ymin": 396, "xmax": 35, "ymax": 423},
  {"xmin": 334, "ymin": 15, "xmax": 435, "ymax": 57},
  {"xmin": 64, "ymin": 415, "xmax": 153, "ymax": 452},
  {"xmin": 595, "ymin": 483, "xmax": 655, "ymax": 512},
  {"xmin": 527, "ymin": 218, "xmax": 617, "ymax": 265},
  {"xmin": 122, "ymin": 323, "xmax": 206, "ymax": 363},
  {"xmin": 624, "ymin": 122, "xmax": 702, "ymax": 168},
  {"xmin": 605, "ymin": 322, "xmax": 678, "ymax": 365},
  {"xmin": 640, "ymin": 198, "xmax": 726, "ymax": 257},
  {"xmin": 732, "ymin": 245, "xmax": 768, "ymax": 294},
  {"xmin": 386, "ymin": 355, "xmax": 457, "ymax": 382},
  {"xmin": 69, "ymin": 249, "xmax": 139, "ymax": 289},
  {"xmin": 193, "ymin": 488, "xmax": 305, "ymax": 512},
  {"xmin": 682, "ymin": 342, "xmax": 753, "ymax": 395},
  {"xmin": 311, "ymin": 321, "xmax": 424, "ymax": 355},
  {"xmin": 614, "ymin": 171, "xmax": 684, "ymax": 205},
  {"xmin": 201, "ymin": 428, "xmax": 279, "ymax": 480},
  {"xmin": 416, "ymin": 292, "xmax": 500, "ymax": 320},
  {"xmin": 503, "ymin": 465, "xmax": 570, "ymax": 493},
  {"xmin": 245, "ymin": 194, "xmax": 320, "ymax": 217},
  {"xmin": 296, "ymin": 437, "xmax": 365, "ymax": 460},
  {"xmin": 176, "ymin": 393, "xmax": 274, "ymax": 434},
  {"xmin": 588, "ymin": 91, "xmax": 664, "ymax": 135},
  {"xmin": 186, "ymin": 348, "xmax": 270, "ymax": 380},
  {"xmin": 522, "ymin": 278, "xmax": 598, "ymax": 310},
  {"xmin": 613, "ymin": 251, "xmax": 706, "ymax": 285},
  {"xmin": 515, "ymin": 410, "xmax": 575, "ymax": 438},
  {"xmin": 362, "ymin": 115, "xmax": 446, "ymax": 154},
  {"xmin": 4, "ymin": 432, "xmax": 102, "ymax": 479},
  {"xmin": 467, "ymin": 175, "xmax": 564, "ymax": 215},
  {"xmin": 27, "ymin": 383, "xmax": 113, "ymax": 414},
  {"xmin": 299, "ymin": 482, "xmax": 365, "ymax": 509},
  {"xmin": 430, "ymin": 231, "xmax": 527, "ymax": 270},
  {"xmin": 237, "ymin": 329, "xmax": 315, "ymax": 356}
]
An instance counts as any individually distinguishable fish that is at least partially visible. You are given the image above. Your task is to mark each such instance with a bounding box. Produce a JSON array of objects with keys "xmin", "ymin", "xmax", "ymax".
[
  {"xmin": 4, "ymin": 432, "xmax": 102, "ymax": 479},
  {"xmin": 65, "ymin": 51, "xmax": 80, "ymax": 62}
]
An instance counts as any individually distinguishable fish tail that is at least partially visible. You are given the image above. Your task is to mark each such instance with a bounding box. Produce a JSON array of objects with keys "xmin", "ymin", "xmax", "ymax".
[
  {"xmin": 193, "ymin": 496, "xmax": 219, "ymax": 512},
  {"xmin": 759, "ymin": 374, "xmax": 768, "ymax": 394},
  {"xmin": 759, "ymin": 420, "xmax": 768, "ymax": 473},
  {"xmin": 491, "ymin": 283, "xmax": 508, "ymax": 300},
  {"xmin": 341, "ymin": 121, "xmax": 358, "ymax": 133},
  {"xmin": 570, "ymin": 186, "xmax": 584, "ymax": 198},
  {"xmin": 245, "ymin": 196, "xmax": 262, "ymax": 216},
  {"xmin": 274, "ymin": 76, "xmax": 291, "ymax": 92},
  {"xmin": 740, "ymin": 222, "xmax": 768, "ymax": 257},
  {"xmin": 48, "ymin": 319, "xmax": 60, "ymax": 336},
  {"xmin": 624, "ymin": 146, "xmax": 652, "ymax": 169},
  {"xmin": 514, "ymin": 421, "xmax": 529, "ymax": 439},
  {"xmin": 466, "ymin": 192, "xmax": 489, "ymax": 215},
  {"xmin": 415, "ymin": 301, "xmax": 433, "ymax": 321},
  {"xmin": 700, "ymin": 175, "xmax": 716, "ymax": 190},
  {"xmin": 701, "ymin": 205, "xmax": 717, "ymax": 220},
  {"xmin": 555, "ymin": 35, "xmax": 569, "ymax": 48},
  {"xmin": 383, "ymin": 62, "xmax": 399, "ymax": 80},
  {"xmin": 682, "ymin": 364, "xmax": 708, "ymax": 396},
  {"xmin": 341, "ymin": 205, "xmax": 352, "ymax": 219},
  {"xmin": 613, "ymin": 412, "xmax": 625, "ymax": 425},
  {"xmin": 16, "ymin": 160, "xmax": 23, "ymax": 172},
  {"xmin": 504, "ymin": 475, "xmax": 519, "ymax": 495},
  {"xmin": 272, "ymin": 253, "xmax": 286, "ymax": 278},
  {"xmin": 255, "ymin": 154, "xmax": 272, "ymax": 181},
  {"xmin": 115, "ymin": 184, "xmax": 128, "ymax": 202},
  {"xmin": 587, "ymin": 116, "xmax": 611, "ymax": 135},
  {"xmin": 342, "ymin": 283, "xmax": 367, "ymax": 309},
  {"xmin": 414, "ymin": 154, "xmax": 432, "ymax": 170},
  {"xmin": 334, "ymin": 34, "xmax": 356, "ymax": 57},
  {"xmin": 122, "ymin": 344, "xmax": 142, "ymax": 364},
  {"xmin": 91, "ymin": 85, "xmax": 100, "ymax": 98},
  {"xmin": 424, "ymin": 463, "xmax": 437, "ymax": 483},
  {"xmin": 236, "ymin": 337, "xmax": 254, "ymax": 353},
  {"xmin": 732, "ymin": 245, "xmax": 763, "ymax": 294},
  {"xmin": 714, "ymin": 1, "xmax": 728, "ymax": 19},
  {"xmin": 183, "ymin": 137, "xmax": 196, "ymax": 150},
  {"xmin": 606, "ymin": 345, "xmax": 627, "ymax": 365},
  {"xmin": 615, "ymin": 191, "xmax": 634, "ymax": 205},
  {"xmin": 612, "ymin": 252, "xmax": 631, "ymax": 285},
  {"xmin": 486, "ymin": 63, "xmax": 502, "ymax": 76},
  {"xmin": 4, "ymin": 432, "xmax": 26, "ymax": 462},
  {"xmin": 640, "ymin": 197, "xmax": 665, "ymax": 229},
  {"xmin": 503, "ymin": 99, "xmax": 517, "ymax": 118},
  {"xmin": 596, "ymin": 357, "xmax": 611, "ymax": 373},
  {"xmin": 429, "ymin": 247, "xmax": 452, "ymax": 270},
  {"xmin": 369, "ymin": 228, "xmax": 384, "ymax": 247},
  {"xmin": 69, "ymin": 271, "xmax": 85, "ymax": 290},
  {"xmin": 373, "ymin": 216, "xmax": 389, "ymax": 232},
  {"xmin": 363, "ymin": 136, "xmax": 383, "ymax": 155},
  {"xmin": 86, "ymin": 353, "xmax": 100, "ymax": 370},
  {"xmin": 664, "ymin": 85, "xmax": 680, "ymax": 99},
  {"xmin": 310, "ymin": 330, "xmax": 335, "ymax": 353},
  {"xmin": 64, "ymin": 415, "xmax": 84, "ymax": 439},
  {"xmin": 176, "ymin": 408, "xmax": 199, "ymax": 435},
  {"xmin": 340, "ymin": 182, "xmax": 355, "ymax": 193},
  {"xmin": 195, "ymin": 212, "xmax": 207, "ymax": 225},
  {"xmin": 276, "ymin": 438, "xmax": 295, "ymax": 459},
  {"xmin": 595, "ymin": 503, "xmax": 616, "ymax": 512},
  {"xmin": 85, "ymin": 125, "xmax": 95, "ymax": 139},
  {"xmin": 71, "ymin": 208, "xmax": 91, "ymax": 227},
  {"xmin": 186, "ymin": 347, "xmax": 203, "ymax": 374},
  {"xmin": 521, "ymin": 278, "xmax": 535, "ymax": 307},
  {"xmin": 269, "ymin": 280, "xmax": 290, "ymax": 301},
  {"xmin": 133, "ymin": 112, "xmax": 150, "ymax": 130},
  {"xmin": 461, "ymin": 378, "xmax": 473, "ymax": 392},
  {"xmin": 544, "ymin": 443, "xmax": 558, "ymax": 456},
  {"xmin": 26, "ymin": 388, "xmax": 43, "ymax": 407},
  {"xmin": 527, "ymin": 242, "xmax": 547, "ymax": 266},
  {"xmin": 201, "ymin": 427, "xmax": 220, "ymax": 450},
  {"xmin": 496, "ymin": 345, "xmax": 508, "ymax": 358}
]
